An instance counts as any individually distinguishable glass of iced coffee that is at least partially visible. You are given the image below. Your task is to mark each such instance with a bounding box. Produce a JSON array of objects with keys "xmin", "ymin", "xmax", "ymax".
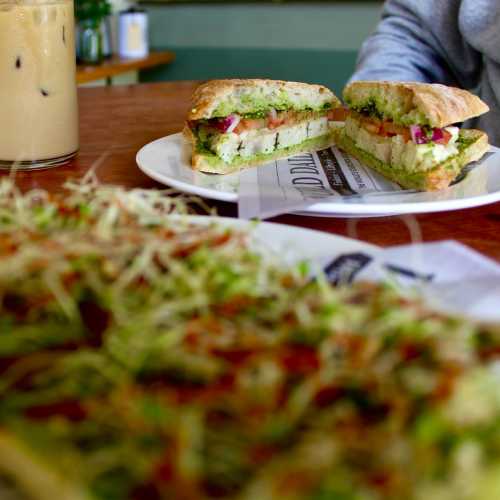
[{"xmin": 0, "ymin": 0, "xmax": 79, "ymax": 170}]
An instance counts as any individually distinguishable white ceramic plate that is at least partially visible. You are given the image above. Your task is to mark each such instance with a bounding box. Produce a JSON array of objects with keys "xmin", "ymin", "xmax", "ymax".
[
  {"xmin": 189, "ymin": 215, "xmax": 379, "ymax": 266},
  {"xmin": 137, "ymin": 133, "xmax": 500, "ymax": 217}
]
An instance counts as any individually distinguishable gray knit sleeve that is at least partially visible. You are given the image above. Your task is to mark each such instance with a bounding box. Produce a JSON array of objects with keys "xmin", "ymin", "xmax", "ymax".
[{"xmin": 350, "ymin": 0, "xmax": 482, "ymax": 89}]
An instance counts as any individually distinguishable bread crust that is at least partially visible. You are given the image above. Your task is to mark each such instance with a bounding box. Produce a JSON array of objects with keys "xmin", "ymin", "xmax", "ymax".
[
  {"xmin": 182, "ymin": 124, "xmax": 196, "ymax": 149},
  {"xmin": 333, "ymin": 127, "xmax": 489, "ymax": 191},
  {"xmin": 188, "ymin": 79, "xmax": 340, "ymax": 121},
  {"xmin": 344, "ymin": 81, "xmax": 489, "ymax": 128}
]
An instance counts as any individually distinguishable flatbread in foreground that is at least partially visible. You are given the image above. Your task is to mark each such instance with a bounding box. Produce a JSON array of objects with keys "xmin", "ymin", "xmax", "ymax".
[
  {"xmin": 336, "ymin": 81, "xmax": 490, "ymax": 191},
  {"xmin": 184, "ymin": 79, "xmax": 343, "ymax": 174}
]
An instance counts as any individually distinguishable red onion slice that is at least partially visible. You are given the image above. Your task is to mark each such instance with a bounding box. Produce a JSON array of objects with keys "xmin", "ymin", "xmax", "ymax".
[
  {"xmin": 212, "ymin": 114, "xmax": 240, "ymax": 133},
  {"xmin": 410, "ymin": 125, "xmax": 428, "ymax": 145},
  {"xmin": 431, "ymin": 128, "xmax": 445, "ymax": 142},
  {"xmin": 226, "ymin": 114, "xmax": 241, "ymax": 134},
  {"xmin": 410, "ymin": 125, "xmax": 450, "ymax": 145}
]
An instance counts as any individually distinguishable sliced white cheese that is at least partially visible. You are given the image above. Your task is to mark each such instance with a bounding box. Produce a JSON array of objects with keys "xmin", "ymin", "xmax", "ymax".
[
  {"xmin": 345, "ymin": 116, "xmax": 361, "ymax": 138},
  {"xmin": 419, "ymin": 143, "xmax": 458, "ymax": 165},
  {"xmin": 210, "ymin": 116, "xmax": 333, "ymax": 162},
  {"xmin": 356, "ymin": 127, "xmax": 392, "ymax": 164},
  {"xmin": 345, "ymin": 117, "xmax": 461, "ymax": 173},
  {"xmin": 212, "ymin": 133, "xmax": 241, "ymax": 163},
  {"xmin": 356, "ymin": 128, "xmax": 379, "ymax": 157},
  {"xmin": 374, "ymin": 141, "xmax": 392, "ymax": 164},
  {"xmin": 405, "ymin": 142, "xmax": 459, "ymax": 171},
  {"xmin": 307, "ymin": 117, "xmax": 329, "ymax": 139},
  {"xmin": 238, "ymin": 130, "xmax": 277, "ymax": 159},
  {"xmin": 276, "ymin": 122, "xmax": 308, "ymax": 149},
  {"xmin": 391, "ymin": 135, "xmax": 407, "ymax": 166},
  {"xmin": 400, "ymin": 141, "xmax": 419, "ymax": 170}
]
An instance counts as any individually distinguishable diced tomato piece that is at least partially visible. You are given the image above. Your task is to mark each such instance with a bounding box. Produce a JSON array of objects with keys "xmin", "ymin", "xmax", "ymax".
[
  {"xmin": 155, "ymin": 457, "xmax": 175, "ymax": 482},
  {"xmin": 314, "ymin": 385, "xmax": 342, "ymax": 407},
  {"xmin": 235, "ymin": 118, "xmax": 266, "ymax": 134},
  {"xmin": 358, "ymin": 118, "xmax": 413, "ymax": 142},
  {"xmin": 212, "ymin": 348, "xmax": 255, "ymax": 364},
  {"xmin": 0, "ymin": 356, "xmax": 20, "ymax": 375},
  {"xmin": 250, "ymin": 444, "xmax": 278, "ymax": 465},
  {"xmin": 246, "ymin": 119, "xmax": 264, "ymax": 130},
  {"xmin": 233, "ymin": 123, "xmax": 245, "ymax": 134},
  {"xmin": 434, "ymin": 129, "xmax": 453, "ymax": 145},
  {"xmin": 268, "ymin": 116, "xmax": 285, "ymax": 130},
  {"xmin": 399, "ymin": 342, "xmax": 423, "ymax": 361},
  {"xmin": 327, "ymin": 107, "xmax": 349, "ymax": 122},
  {"xmin": 381, "ymin": 121, "xmax": 406, "ymax": 136},
  {"xmin": 400, "ymin": 129, "xmax": 412, "ymax": 142},
  {"xmin": 281, "ymin": 346, "xmax": 319, "ymax": 374},
  {"xmin": 362, "ymin": 120, "xmax": 381, "ymax": 135},
  {"xmin": 380, "ymin": 121, "xmax": 411, "ymax": 142},
  {"xmin": 79, "ymin": 300, "xmax": 110, "ymax": 345},
  {"xmin": 131, "ymin": 483, "xmax": 162, "ymax": 500},
  {"xmin": 368, "ymin": 472, "xmax": 393, "ymax": 488},
  {"xmin": 25, "ymin": 401, "xmax": 87, "ymax": 421},
  {"xmin": 268, "ymin": 109, "xmax": 288, "ymax": 129},
  {"xmin": 215, "ymin": 295, "xmax": 251, "ymax": 316}
]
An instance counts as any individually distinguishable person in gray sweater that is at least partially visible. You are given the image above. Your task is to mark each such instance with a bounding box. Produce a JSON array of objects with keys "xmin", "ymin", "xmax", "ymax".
[{"xmin": 350, "ymin": 0, "xmax": 499, "ymax": 145}]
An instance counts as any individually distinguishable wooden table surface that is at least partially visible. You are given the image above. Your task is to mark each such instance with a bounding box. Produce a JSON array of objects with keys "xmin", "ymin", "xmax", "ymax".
[{"xmin": 7, "ymin": 81, "xmax": 500, "ymax": 260}]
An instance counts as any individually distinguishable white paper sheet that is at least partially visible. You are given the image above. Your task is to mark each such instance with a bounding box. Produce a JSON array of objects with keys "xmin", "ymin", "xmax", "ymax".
[
  {"xmin": 320, "ymin": 241, "xmax": 500, "ymax": 323},
  {"xmin": 238, "ymin": 144, "xmax": 499, "ymax": 219}
]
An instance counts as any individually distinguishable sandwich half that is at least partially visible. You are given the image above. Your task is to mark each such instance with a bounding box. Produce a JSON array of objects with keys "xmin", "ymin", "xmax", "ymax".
[
  {"xmin": 184, "ymin": 79, "xmax": 343, "ymax": 174},
  {"xmin": 334, "ymin": 81, "xmax": 490, "ymax": 190}
]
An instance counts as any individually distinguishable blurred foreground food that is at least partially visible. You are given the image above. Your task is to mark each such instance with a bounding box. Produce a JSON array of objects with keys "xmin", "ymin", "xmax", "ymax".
[{"xmin": 1, "ymin": 177, "xmax": 500, "ymax": 500}]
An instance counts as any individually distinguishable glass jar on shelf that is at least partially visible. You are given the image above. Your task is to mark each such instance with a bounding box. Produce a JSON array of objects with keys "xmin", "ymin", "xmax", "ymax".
[
  {"xmin": 78, "ymin": 17, "xmax": 103, "ymax": 64},
  {"xmin": 0, "ymin": 0, "xmax": 79, "ymax": 170},
  {"xmin": 75, "ymin": 0, "xmax": 111, "ymax": 63}
]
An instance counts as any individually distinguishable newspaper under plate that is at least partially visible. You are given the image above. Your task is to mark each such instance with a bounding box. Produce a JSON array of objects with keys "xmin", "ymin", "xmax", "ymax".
[{"xmin": 238, "ymin": 144, "xmax": 498, "ymax": 219}]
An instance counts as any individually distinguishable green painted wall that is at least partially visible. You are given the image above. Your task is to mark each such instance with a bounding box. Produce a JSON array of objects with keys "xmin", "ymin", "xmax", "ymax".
[
  {"xmin": 140, "ymin": 47, "xmax": 357, "ymax": 95},
  {"xmin": 140, "ymin": 2, "xmax": 383, "ymax": 91},
  {"xmin": 145, "ymin": 2, "xmax": 383, "ymax": 51}
]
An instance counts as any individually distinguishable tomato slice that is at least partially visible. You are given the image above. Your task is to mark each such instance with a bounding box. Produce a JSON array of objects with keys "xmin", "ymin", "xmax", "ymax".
[
  {"xmin": 24, "ymin": 400, "xmax": 87, "ymax": 421},
  {"xmin": 433, "ymin": 129, "xmax": 452, "ymax": 145},
  {"xmin": 400, "ymin": 129, "xmax": 412, "ymax": 143},
  {"xmin": 327, "ymin": 107, "xmax": 349, "ymax": 122},
  {"xmin": 360, "ymin": 120, "xmax": 412, "ymax": 143},
  {"xmin": 382, "ymin": 122, "xmax": 412, "ymax": 142},
  {"xmin": 381, "ymin": 121, "xmax": 407, "ymax": 136},
  {"xmin": 361, "ymin": 118, "xmax": 381, "ymax": 135},
  {"xmin": 268, "ymin": 116, "xmax": 286, "ymax": 130},
  {"xmin": 234, "ymin": 118, "xmax": 266, "ymax": 134}
]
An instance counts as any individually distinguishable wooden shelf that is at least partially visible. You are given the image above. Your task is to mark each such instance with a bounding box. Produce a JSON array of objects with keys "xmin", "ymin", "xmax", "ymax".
[{"xmin": 76, "ymin": 50, "xmax": 175, "ymax": 84}]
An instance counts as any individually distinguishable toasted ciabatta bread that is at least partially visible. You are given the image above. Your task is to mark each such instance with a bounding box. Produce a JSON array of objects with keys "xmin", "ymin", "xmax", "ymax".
[
  {"xmin": 188, "ymin": 79, "xmax": 340, "ymax": 121},
  {"xmin": 337, "ymin": 81, "xmax": 490, "ymax": 191},
  {"xmin": 344, "ymin": 81, "xmax": 490, "ymax": 128},
  {"xmin": 334, "ymin": 127, "xmax": 489, "ymax": 191},
  {"xmin": 185, "ymin": 79, "xmax": 342, "ymax": 174}
]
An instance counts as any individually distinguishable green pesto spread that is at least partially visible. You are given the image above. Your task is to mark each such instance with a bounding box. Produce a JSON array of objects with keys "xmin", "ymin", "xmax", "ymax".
[
  {"xmin": 212, "ymin": 94, "xmax": 332, "ymax": 118},
  {"xmin": 346, "ymin": 96, "xmax": 430, "ymax": 126}
]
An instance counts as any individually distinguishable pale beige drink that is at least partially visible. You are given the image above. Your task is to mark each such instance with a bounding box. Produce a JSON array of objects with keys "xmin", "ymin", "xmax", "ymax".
[{"xmin": 0, "ymin": 0, "xmax": 79, "ymax": 169}]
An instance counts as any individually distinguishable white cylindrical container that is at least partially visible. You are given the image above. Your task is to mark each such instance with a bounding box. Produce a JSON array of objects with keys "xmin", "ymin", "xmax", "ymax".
[
  {"xmin": 118, "ymin": 7, "xmax": 148, "ymax": 59},
  {"xmin": 0, "ymin": 0, "xmax": 79, "ymax": 170}
]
